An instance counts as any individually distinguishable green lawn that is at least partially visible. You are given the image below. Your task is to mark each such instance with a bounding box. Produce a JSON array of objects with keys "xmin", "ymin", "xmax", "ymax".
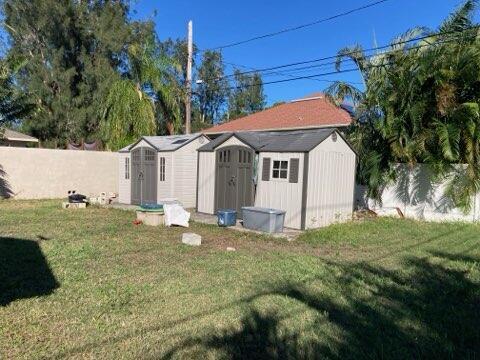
[{"xmin": 1, "ymin": 200, "xmax": 479, "ymax": 359}]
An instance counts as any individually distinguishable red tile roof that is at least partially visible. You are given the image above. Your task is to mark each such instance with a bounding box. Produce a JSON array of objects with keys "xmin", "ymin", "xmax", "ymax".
[{"xmin": 204, "ymin": 93, "xmax": 352, "ymax": 134}]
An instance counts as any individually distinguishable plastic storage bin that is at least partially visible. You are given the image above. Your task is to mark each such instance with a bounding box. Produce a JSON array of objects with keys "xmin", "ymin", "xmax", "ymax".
[
  {"xmin": 217, "ymin": 209, "xmax": 237, "ymax": 227},
  {"xmin": 242, "ymin": 207, "xmax": 286, "ymax": 233},
  {"xmin": 140, "ymin": 203, "xmax": 164, "ymax": 213}
]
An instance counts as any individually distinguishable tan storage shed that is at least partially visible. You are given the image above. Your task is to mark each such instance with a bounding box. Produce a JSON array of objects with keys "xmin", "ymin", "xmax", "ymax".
[
  {"xmin": 196, "ymin": 129, "xmax": 357, "ymax": 230},
  {"xmin": 118, "ymin": 134, "xmax": 209, "ymax": 207}
]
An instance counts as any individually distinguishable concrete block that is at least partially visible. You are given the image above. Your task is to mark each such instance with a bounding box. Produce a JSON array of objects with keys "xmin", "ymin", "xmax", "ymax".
[
  {"xmin": 136, "ymin": 211, "xmax": 164, "ymax": 226},
  {"xmin": 182, "ymin": 233, "xmax": 202, "ymax": 246},
  {"xmin": 62, "ymin": 202, "xmax": 86, "ymax": 209}
]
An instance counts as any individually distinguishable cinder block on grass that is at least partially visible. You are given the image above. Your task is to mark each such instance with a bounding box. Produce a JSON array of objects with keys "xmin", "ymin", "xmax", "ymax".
[{"xmin": 182, "ymin": 233, "xmax": 202, "ymax": 246}]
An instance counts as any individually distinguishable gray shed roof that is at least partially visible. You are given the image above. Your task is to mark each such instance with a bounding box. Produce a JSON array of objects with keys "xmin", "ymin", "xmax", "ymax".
[
  {"xmin": 119, "ymin": 133, "xmax": 205, "ymax": 153},
  {"xmin": 2, "ymin": 129, "xmax": 38, "ymax": 143},
  {"xmin": 198, "ymin": 128, "xmax": 341, "ymax": 153}
]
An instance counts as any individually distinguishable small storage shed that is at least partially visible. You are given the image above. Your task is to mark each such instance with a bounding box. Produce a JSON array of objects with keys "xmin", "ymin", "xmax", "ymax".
[
  {"xmin": 196, "ymin": 129, "xmax": 357, "ymax": 230},
  {"xmin": 118, "ymin": 134, "xmax": 209, "ymax": 206}
]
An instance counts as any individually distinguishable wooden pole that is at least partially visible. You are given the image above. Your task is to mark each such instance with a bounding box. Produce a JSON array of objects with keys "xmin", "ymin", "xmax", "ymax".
[{"xmin": 185, "ymin": 20, "xmax": 193, "ymax": 134}]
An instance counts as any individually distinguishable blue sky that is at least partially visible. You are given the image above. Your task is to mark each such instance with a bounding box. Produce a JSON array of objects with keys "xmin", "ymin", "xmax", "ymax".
[{"xmin": 132, "ymin": 0, "xmax": 473, "ymax": 105}]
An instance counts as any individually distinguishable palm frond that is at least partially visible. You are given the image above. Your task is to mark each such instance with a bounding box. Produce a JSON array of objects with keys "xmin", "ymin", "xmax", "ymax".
[
  {"xmin": 439, "ymin": 0, "xmax": 477, "ymax": 34},
  {"xmin": 324, "ymin": 81, "xmax": 364, "ymax": 107},
  {"xmin": 100, "ymin": 79, "xmax": 156, "ymax": 150},
  {"xmin": 390, "ymin": 27, "xmax": 430, "ymax": 51},
  {"xmin": 335, "ymin": 45, "xmax": 366, "ymax": 72},
  {"xmin": 435, "ymin": 120, "xmax": 460, "ymax": 161}
]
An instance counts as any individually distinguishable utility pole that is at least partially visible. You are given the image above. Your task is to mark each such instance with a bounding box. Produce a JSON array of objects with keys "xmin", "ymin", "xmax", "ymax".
[{"xmin": 185, "ymin": 20, "xmax": 193, "ymax": 134}]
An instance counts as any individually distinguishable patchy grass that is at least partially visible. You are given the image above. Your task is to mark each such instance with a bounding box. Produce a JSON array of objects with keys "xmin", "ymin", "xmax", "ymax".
[{"xmin": 1, "ymin": 200, "xmax": 479, "ymax": 359}]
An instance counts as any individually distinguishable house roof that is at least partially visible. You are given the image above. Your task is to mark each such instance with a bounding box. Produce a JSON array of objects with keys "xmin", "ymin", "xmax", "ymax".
[
  {"xmin": 203, "ymin": 93, "xmax": 352, "ymax": 134},
  {"xmin": 198, "ymin": 128, "xmax": 345, "ymax": 153},
  {"xmin": 119, "ymin": 133, "xmax": 206, "ymax": 153},
  {"xmin": 2, "ymin": 129, "xmax": 38, "ymax": 143}
]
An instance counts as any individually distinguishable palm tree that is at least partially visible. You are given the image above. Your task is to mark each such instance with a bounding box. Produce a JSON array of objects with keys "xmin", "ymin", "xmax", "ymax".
[
  {"xmin": 100, "ymin": 34, "xmax": 183, "ymax": 150},
  {"xmin": 327, "ymin": 0, "xmax": 480, "ymax": 211},
  {"xmin": 100, "ymin": 79, "xmax": 156, "ymax": 150}
]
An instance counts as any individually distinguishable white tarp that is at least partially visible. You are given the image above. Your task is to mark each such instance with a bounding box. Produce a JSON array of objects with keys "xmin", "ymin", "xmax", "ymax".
[{"xmin": 164, "ymin": 204, "xmax": 190, "ymax": 227}]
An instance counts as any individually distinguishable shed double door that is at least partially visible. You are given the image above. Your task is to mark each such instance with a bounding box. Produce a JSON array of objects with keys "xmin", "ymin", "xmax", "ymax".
[
  {"xmin": 131, "ymin": 147, "xmax": 157, "ymax": 205},
  {"xmin": 215, "ymin": 146, "xmax": 254, "ymax": 217}
]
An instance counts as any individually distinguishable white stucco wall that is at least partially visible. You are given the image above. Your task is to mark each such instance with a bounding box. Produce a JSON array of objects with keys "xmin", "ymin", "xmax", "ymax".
[
  {"xmin": 361, "ymin": 164, "xmax": 480, "ymax": 222},
  {"xmin": 0, "ymin": 147, "xmax": 118, "ymax": 199}
]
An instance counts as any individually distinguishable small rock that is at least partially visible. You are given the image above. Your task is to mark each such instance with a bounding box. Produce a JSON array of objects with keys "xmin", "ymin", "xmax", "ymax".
[
  {"xmin": 226, "ymin": 247, "xmax": 236, "ymax": 252},
  {"xmin": 182, "ymin": 233, "xmax": 202, "ymax": 246}
]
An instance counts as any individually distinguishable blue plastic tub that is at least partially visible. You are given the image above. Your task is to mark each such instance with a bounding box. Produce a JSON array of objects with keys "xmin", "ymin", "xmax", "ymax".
[
  {"xmin": 217, "ymin": 209, "xmax": 237, "ymax": 227},
  {"xmin": 140, "ymin": 203, "xmax": 164, "ymax": 212}
]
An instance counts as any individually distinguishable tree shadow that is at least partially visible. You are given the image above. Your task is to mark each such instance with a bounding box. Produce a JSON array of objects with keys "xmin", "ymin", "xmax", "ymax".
[
  {"xmin": 0, "ymin": 237, "xmax": 59, "ymax": 306},
  {"xmin": 163, "ymin": 251, "xmax": 480, "ymax": 359},
  {"xmin": 162, "ymin": 308, "xmax": 329, "ymax": 359},
  {"xmin": 0, "ymin": 164, "xmax": 13, "ymax": 198},
  {"xmin": 389, "ymin": 164, "xmax": 459, "ymax": 218}
]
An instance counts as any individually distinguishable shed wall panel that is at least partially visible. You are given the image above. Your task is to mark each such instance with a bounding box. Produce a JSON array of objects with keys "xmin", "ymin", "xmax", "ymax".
[
  {"xmin": 197, "ymin": 151, "xmax": 216, "ymax": 213},
  {"xmin": 255, "ymin": 152, "xmax": 304, "ymax": 229},
  {"xmin": 305, "ymin": 134, "xmax": 356, "ymax": 228},
  {"xmin": 156, "ymin": 152, "xmax": 174, "ymax": 203},
  {"xmin": 118, "ymin": 153, "xmax": 131, "ymax": 204},
  {"xmin": 171, "ymin": 137, "xmax": 205, "ymax": 207}
]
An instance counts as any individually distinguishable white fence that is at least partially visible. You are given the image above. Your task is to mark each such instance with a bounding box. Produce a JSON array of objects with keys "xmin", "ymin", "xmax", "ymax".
[
  {"xmin": 355, "ymin": 165, "xmax": 480, "ymax": 222},
  {"xmin": 0, "ymin": 147, "xmax": 118, "ymax": 199}
]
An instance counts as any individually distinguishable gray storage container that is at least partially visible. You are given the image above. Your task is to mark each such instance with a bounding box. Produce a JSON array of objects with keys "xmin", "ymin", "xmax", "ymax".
[{"xmin": 242, "ymin": 207, "xmax": 286, "ymax": 233}]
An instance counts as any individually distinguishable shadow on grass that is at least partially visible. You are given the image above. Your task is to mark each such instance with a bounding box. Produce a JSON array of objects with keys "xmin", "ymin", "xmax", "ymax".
[
  {"xmin": 0, "ymin": 237, "xmax": 59, "ymax": 306},
  {"xmin": 163, "ymin": 251, "xmax": 480, "ymax": 359}
]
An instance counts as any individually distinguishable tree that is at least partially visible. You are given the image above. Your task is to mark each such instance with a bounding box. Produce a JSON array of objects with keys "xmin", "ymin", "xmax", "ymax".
[
  {"xmin": 101, "ymin": 30, "xmax": 182, "ymax": 150},
  {"xmin": 228, "ymin": 70, "xmax": 265, "ymax": 120},
  {"xmin": 2, "ymin": 0, "xmax": 147, "ymax": 146},
  {"xmin": 195, "ymin": 50, "xmax": 229, "ymax": 125},
  {"xmin": 0, "ymin": 57, "xmax": 33, "ymax": 130},
  {"xmin": 158, "ymin": 38, "xmax": 196, "ymax": 86},
  {"xmin": 100, "ymin": 80, "xmax": 155, "ymax": 150},
  {"xmin": 156, "ymin": 38, "xmax": 196, "ymax": 134},
  {"xmin": 327, "ymin": 0, "xmax": 480, "ymax": 211}
]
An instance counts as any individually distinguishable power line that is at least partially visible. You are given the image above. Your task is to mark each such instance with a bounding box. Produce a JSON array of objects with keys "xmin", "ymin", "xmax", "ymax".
[
  {"xmin": 223, "ymin": 59, "xmax": 362, "ymax": 86},
  {"xmin": 226, "ymin": 61, "xmax": 395, "ymax": 91},
  {"xmin": 201, "ymin": 0, "xmax": 391, "ymax": 51},
  {"xmin": 225, "ymin": 26, "xmax": 480, "ymax": 91},
  {"xmin": 227, "ymin": 68, "xmax": 361, "ymax": 91},
  {"xmin": 259, "ymin": 59, "xmax": 354, "ymax": 77},
  {"xmin": 211, "ymin": 25, "xmax": 480, "ymax": 81}
]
